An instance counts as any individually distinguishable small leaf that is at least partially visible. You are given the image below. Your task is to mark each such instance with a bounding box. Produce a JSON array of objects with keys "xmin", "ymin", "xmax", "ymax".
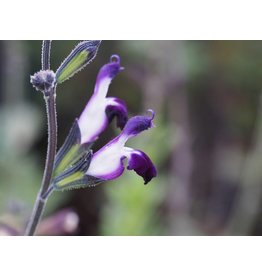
[{"xmin": 55, "ymin": 40, "xmax": 101, "ymax": 84}]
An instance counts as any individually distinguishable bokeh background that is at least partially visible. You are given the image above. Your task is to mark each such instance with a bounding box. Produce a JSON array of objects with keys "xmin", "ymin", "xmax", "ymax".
[{"xmin": 0, "ymin": 41, "xmax": 262, "ymax": 235}]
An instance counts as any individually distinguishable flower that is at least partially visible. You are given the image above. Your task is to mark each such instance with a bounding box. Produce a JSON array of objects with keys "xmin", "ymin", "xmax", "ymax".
[
  {"xmin": 77, "ymin": 54, "xmax": 128, "ymax": 144},
  {"xmin": 85, "ymin": 110, "xmax": 157, "ymax": 184}
]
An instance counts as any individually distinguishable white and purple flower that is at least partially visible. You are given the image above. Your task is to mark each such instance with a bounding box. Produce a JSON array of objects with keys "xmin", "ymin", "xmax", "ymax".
[
  {"xmin": 78, "ymin": 55, "xmax": 127, "ymax": 144},
  {"xmin": 86, "ymin": 110, "xmax": 157, "ymax": 184}
]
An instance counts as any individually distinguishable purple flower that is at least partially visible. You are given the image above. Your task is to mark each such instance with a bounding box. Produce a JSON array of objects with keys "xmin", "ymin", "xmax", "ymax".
[
  {"xmin": 77, "ymin": 55, "xmax": 128, "ymax": 144},
  {"xmin": 85, "ymin": 110, "xmax": 157, "ymax": 184}
]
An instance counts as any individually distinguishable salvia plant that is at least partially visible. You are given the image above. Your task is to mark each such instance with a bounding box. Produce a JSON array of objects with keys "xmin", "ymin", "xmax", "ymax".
[{"xmin": 25, "ymin": 40, "xmax": 157, "ymax": 236}]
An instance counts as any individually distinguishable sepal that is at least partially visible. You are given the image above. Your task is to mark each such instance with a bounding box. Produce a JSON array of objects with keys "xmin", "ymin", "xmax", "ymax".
[
  {"xmin": 53, "ymin": 119, "xmax": 92, "ymax": 177},
  {"xmin": 55, "ymin": 151, "xmax": 93, "ymax": 181},
  {"xmin": 53, "ymin": 175, "xmax": 103, "ymax": 191},
  {"xmin": 53, "ymin": 151, "xmax": 103, "ymax": 191}
]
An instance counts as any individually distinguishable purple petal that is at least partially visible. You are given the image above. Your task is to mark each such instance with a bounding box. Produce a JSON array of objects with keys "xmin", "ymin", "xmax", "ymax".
[
  {"xmin": 122, "ymin": 109, "xmax": 155, "ymax": 138},
  {"xmin": 94, "ymin": 55, "xmax": 123, "ymax": 96},
  {"xmin": 105, "ymin": 97, "xmax": 128, "ymax": 129},
  {"xmin": 127, "ymin": 149, "xmax": 157, "ymax": 184}
]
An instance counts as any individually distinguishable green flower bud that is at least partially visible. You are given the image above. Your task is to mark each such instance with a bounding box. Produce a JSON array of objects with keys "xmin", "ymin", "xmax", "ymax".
[{"xmin": 55, "ymin": 40, "xmax": 101, "ymax": 84}]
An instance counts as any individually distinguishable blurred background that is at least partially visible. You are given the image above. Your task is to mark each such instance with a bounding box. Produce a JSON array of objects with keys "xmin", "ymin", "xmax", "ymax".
[{"xmin": 0, "ymin": 41, "xmax": 262, "ymax": 235}]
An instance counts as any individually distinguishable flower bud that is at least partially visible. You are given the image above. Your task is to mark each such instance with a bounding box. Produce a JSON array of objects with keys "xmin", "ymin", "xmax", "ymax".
[
  {"xmin": 30, "ymin": 70, "xmax": 56, "ymax": 94},
  {"xmin": 55, "ymin": 40, "xmax": 101, "ymax": 84}
]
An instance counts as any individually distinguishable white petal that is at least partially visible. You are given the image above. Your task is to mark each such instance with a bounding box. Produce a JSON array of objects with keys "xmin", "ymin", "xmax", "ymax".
[
  {"xmin": 86, "ymin": 137, "xmax": 126, "ymax": 179},
  {"xmin": 78, "ymin": 96, "xmax": 108, "ymax": 144}
]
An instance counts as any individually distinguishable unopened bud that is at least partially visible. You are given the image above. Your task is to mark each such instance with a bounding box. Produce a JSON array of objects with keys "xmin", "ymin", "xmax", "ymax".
[
  {"xmin": 55, "ymin": 40, "xmax": 101, "ymax": 84},
  {"xmin": 30, "ymin": 70, "xmax": 56, "ymax": 94}
]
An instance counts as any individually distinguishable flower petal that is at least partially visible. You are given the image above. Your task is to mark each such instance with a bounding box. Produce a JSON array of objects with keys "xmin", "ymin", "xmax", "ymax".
[
  {"xmin": 121, "ymin": 109, "xmax": 155, "ymax": 138},
  {"xmin": 105, "ymin": 97, "xmax": 128, "ymax": 129},
  {"xmin": 85, "ymin": 137, "xmax": 125, "ymax": 180},
  {"xmin": 125, "ymin": 148, "xmax": 157, "ymax": 184},
  {"xmin": 78, "ymin": 97, "xmax": 109, "ymax": 144},
  {"xmin": 93, "ymin": 54, "xmax": 123, "ymax": 98}
]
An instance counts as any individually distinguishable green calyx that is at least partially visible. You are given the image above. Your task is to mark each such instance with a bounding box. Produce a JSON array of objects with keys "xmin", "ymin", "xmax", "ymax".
[
  {"xmin": 53, "ymin": 144, "xmax": 80, "ymax": 178},
  {"xmin": 53, "ymin": 170, "xmax": 85, "ymax": 190},
  {"xmin": 51, "ymin": 119, "xmax": 101, "ymax": 191}
]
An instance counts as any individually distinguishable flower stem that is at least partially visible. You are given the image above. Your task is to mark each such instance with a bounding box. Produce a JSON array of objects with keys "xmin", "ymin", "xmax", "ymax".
[
  {"xmin": 42, "ymin": 40, "xmax": 52, "ymax": 70},
  {"xmin": 24, "ymin": 41, "xmax": 57, "ymax": 236}
]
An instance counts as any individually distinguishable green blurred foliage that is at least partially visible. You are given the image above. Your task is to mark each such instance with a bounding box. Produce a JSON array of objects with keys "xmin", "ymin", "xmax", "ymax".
[{"xmin": 0, "ymin": 103, "xmax": 68, "ymax": 232}]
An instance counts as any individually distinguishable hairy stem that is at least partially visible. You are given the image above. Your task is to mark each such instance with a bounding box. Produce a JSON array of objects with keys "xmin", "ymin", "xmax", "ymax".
[
  {"xmin": 42, "ymin": 40, "xmax": 52, "ymax": 70},
  {"xmin": 25, "ymin": 89, "xmax": 57, "ymax": 235},
  {"xmin": 24, "ymin": 41, "xmax": 57, "ymax": 236}
]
